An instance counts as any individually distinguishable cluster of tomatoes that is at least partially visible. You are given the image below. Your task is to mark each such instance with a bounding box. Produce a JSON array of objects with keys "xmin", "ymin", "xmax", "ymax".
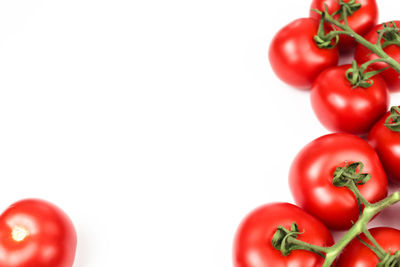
[
  {"xmin": 270, "ymin": 0, "xmax": 400, "ymax": 136},
  {"xmin": 233, "ymin": 0, "xmax": 400, "ymax": 266}
]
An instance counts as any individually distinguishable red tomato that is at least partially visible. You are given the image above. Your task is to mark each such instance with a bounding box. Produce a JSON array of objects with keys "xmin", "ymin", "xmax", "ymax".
[
  {"xmin": 368, "ymin": 107, "xmax": 400, "ymax": 183},
  {"xmin": 269, "ymin": 18, "xmax": 339, "ymax": 90},
  {"xmin": 289, "ymin": 133, "xmax": 388, "ymax": 230},
  {"xmin": 355, "ymin": 21, "xmax": 400, "ymax": 91},
  {"xmin": 0, "ymin": 199, "xmax": 77, "ymax": 267},
  {"xmin": 233, "ymin": 203, "xmax": 334, "ymax": 267},
  {"xmin": 310, "ymin": 64, "xmax": 389, "ymax": 135},
  {"xmin": 336, "ymin": 227, "xmax": 400, "ymax": 266},
  {"xmin": 310, "ymin": 0, "xmax": 378, "ymax": 51}
]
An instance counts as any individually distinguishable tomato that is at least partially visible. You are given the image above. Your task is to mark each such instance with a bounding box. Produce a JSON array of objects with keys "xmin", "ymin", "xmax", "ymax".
[
  {"xmin": 310, "ymin": 64, "xmax": 389, "ymax": 135},
  {"xmin": 0, "ymin": 199, "xmax": 77, "ymax": 267},
  {"xmin": 269, "ymin": 18, "xmax": 339, "ymax": 90},
  {"xmin": 310, "ymin": 0, "xmax": 378, "ymax": 51},
  {"xmin": 289, "ymin": 133, "xmax": 388, "ymax": 230},
  {"xmin": 233, "ymin": 203, "xmax": 334, "ymax": 267},
  {"xmin": 355, "ymin": 21, "xmax": 400, "ymax": 91},
  {"xmin": 368, "ymin": 107, "xmax": 400, "ymax": 183},
  {"xmin": 336, "ymin": 227, "xmax": 400, "ymax": 266}
]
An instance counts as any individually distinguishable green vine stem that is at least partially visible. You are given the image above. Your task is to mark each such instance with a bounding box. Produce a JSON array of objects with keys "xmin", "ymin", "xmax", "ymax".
[
  {"xmin": 271, "ymin": 4, "xmax": 400, "ymax": 265},
  {"xmin": 272, "ymin": 161, "xmax": 400, "ymax": 266},
  {"xmin": 313, "ymin": 5, "xmax": 400, "ymax": 76},
  {"xmin": 273, "ymin": 190, "xmax": 400, "ymax": 266}
]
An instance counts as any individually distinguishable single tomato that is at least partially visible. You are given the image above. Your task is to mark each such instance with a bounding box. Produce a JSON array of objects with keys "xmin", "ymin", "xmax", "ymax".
[
  {"xmin": 310, "ymin": 0, "xmax": 378, "ymax": 51},
  {"xmin": 336, "ymin": 227, "xmax": 400, "ymax": 266},
  {"xmin": 310, "ymin": 64, "xmax": 389, "ymax": 135},
  {"xmin": 289, "ymin": 133, "xmax": 388, "ymax": 230},
  {"xmin": 233, "ymin": 203, "xmax": 334, "ymax": 267},
  {"xmin": 269, "ymin": 18, "xmax": 339, "ymax": 90},
  {"xmin": 0, "ymin": 199, "xmax": 77, "ymax": 267},
  {"xmin": 368, "ymin": 106, "xmax": 400, "ymax": 183},
  {"xmin": 355, "ymin": 21, "xmax": 400, "ymax": 91}
]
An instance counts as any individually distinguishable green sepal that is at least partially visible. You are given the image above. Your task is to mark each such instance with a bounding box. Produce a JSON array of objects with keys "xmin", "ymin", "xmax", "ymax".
[
  {"xmin": 313, "ymin": 7, "xmax": 339, "ymax": 49},
  {"xmin": 272, "ymin": 223, "xmax": 302, "ymax": 256},
  {"xmin": 345, "ymin": 60, "xmax": 387, "ymax": 89},
  {"xmin": 338, "ymin": 0, "xmax": 361, "ymax": 21},
  {"xmin": 379, "ymin": 22, "xmax": 400, "ymax": 48},
  {"xmin": 333, "ymin": 162, "xmax": 371, "ymax": 187},
  {"xmin": 385, "ymin": 106, "xmax": 400, "ymax": 133},
  {"xmin": 377, "ymin": 251, "xmax": 400, "ymax": 267}
]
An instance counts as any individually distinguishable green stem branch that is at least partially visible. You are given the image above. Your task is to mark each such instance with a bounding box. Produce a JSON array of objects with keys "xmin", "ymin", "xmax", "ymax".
[
  {"xmin": 322, "ymin": 13, "xmax": 400, "ymax": 75},
  {"xmin": 321, "ymin": 192, "xmax": 400, "ymax": 267},
  {"xmin": 362, "ymin": 228, "xmax": 386, "ymax": 259}
]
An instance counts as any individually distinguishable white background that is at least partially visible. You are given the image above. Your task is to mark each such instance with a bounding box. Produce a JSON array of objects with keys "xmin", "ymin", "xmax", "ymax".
[{"xmin": 0, "ymin": 0, "xmax": 400, "ymax": 266}]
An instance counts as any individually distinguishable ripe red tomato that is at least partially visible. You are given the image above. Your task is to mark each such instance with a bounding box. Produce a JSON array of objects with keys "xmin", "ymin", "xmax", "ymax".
[
  {"xmin": 355, "ymin": 21, "xmax": 400, "ymax": 91},
  {"xmin": 269, "ymin": 18, "xmax": 339, "ymax": 90},
  {"xmin": 336, "ymin": 227, "xmax": 400, "ymax": 266},
  {"xmin": 310, "ymin": 0, "xmax": 378, "ymax": 51},
  {"xmin": 289, "ymin": 133, "xmax": 388, "ymax": 230},
  {"xmin": 0, "ymin": 199, "xmax": 77, "ymax": 267},
  {"xmin": 368, "ymin": 107, "xmax": 400, "ymax": 183},
  {"xmin": 310, "ymin": 64, "xmax": 389, "ymax": 135},
  {"xmin": 233, "ymin": 203, "xmax": 334, "ymax": 267}
]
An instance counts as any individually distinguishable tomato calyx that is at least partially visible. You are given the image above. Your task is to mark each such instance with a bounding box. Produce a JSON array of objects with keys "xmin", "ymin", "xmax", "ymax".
[
  {"xmin": 272, "ymin": 223, "xmax": 328, "ymax": 258},
  {"xmin": 272, "ymin": 223, "xmax": 302, "ymax": 256},
  {"xmin": 377, "ymin": 251, "xmax": 400, "ymax": 267},
  {"xmin": 314, "ymin": 12, "xmax": 340, "ymax": 49},
  {"xmin": 335, "ymin": 0, "xmax": 361, "ymax": 21},
  {"xmin": 333, "ymin": 161, "xmax": 371, "ymax": 214},
  {"xmin": 312, "ymin": 1, "xmax": 361, "ymax": 49},
  {"xmin": 345, "ymin": 60, "xmax": 389, "ymax": 88},
  {"xmin": 380, "ymin": 22, "xmax": 400, "ymax": 49},
  {"xmin": 385, "ymin": 106, "xmax": 400, "ymax": 132},
  {"xmin": 333, "ymin": 162, "xmax": 371, "ymax": 187}
]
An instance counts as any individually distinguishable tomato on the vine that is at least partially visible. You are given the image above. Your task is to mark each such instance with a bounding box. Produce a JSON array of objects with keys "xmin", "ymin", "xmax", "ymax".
[
  {"xmin": 355, "ymin": 21, "xmax": 400, "ymax": 91},
  {"xmin": 310, "ymin": 0, "xmax": 378, "ymax": 51},
  {"xmin": 310, "ymin": 64, "xmax": 389, "ymax": 135},
  {"xmin": 0, "ymin": 199, "xmax": 77, "ymax": 267},
  {"xmin": 289, "ymin": 133, "xmax": 388, "ymax": 230},
  {"xmin": 336, "ymin": 227, "xmax": 400, "ymax": 266},
  {"xmin": 368, "ymin": 107, "xmax": 400, "ymax": 183},
  {"xmin": 233, "ymin": 203, "xmax": 334, "ymax": 267},
  {"xmin": 269, "ymin": 18, "xmax": 339, "ymax": 90}
]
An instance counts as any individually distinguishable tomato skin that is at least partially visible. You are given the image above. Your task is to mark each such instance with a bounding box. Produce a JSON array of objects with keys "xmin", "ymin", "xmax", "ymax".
[
  {"xmin": 368, "ymin": 109, "xmax": 400, "ymax": 183},
  {"xmin": 289, "ymin": 133, "xmax": 388, "ymax": 230},
  {"xmin": 233, "ymin": 203, "xmax": 334, "ymax": 267},
  {"xmin": 310, "ymin": 0, "xmax": 378, "ymax": 51},
  {"xmin": 336, "ymin": 227, "xmax": 400, "ymax": 266},
  {"xmin": 310, "ymin": 64, "xmax": 389, "ymax": 135},
  {"xmin": 0, "ymin": 199, "xmax": 77, "ymax": 267},
  {"xmin": 355, "ymin": 21, "xmax": 400, "ymax": 91},
  {"xmin": 269, "ymin": 18, "xmax": 339, "ymax": 90}
]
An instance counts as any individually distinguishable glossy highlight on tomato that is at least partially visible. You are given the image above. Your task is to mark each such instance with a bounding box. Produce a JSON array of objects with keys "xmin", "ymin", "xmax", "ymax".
[
  {"xmin": 269, "ymin": 18, "xmax": 339, "ymax": 90},
  {"xmin": 233, "ymin": 203, "xmax": 334, "ymax": 267},
  {"xmin": 355, "ymin": 21, "xmax": 400, "ymax": 91},
  {"xmin": 336, "ymin": 227, "xmax": 400, "ymax": 266},
  {"xmin": 310, "ymin": 64, "xmax": 389, "ymax": 135},
  {"xmin": 310, "ymin": 0, "xmax": 378, "ymax": 51},
  {"xmin": 289, "ymin": 133, "xmax": 388, "ymax": 230},
  {"xmin": 0, "ymin": 199, "xmax": 77, "ymax": 267}
]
